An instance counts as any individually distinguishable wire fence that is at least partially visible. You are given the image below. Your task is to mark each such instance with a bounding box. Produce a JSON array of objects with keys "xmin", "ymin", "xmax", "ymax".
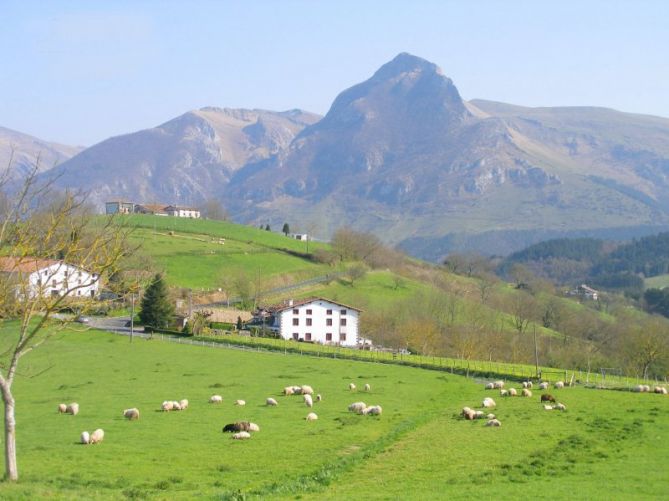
[{"xmin": 110, "ymin": 328, "xmax": 665, "ymax": 391}]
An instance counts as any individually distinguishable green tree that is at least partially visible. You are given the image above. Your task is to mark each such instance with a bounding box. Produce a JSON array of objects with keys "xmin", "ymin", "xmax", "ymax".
[
  {"xmin": 236, "ymin": 316, "xmax": 243, "ymax": 330},
  {"xmin": 265, "ymin": 224, "xmax": 271, "ymax": 231},
  {"xmin": 282, "ymin": 222, "xmax": 290, "ymax": 235},
  {"xmin": 139, "ymin": 274, "xmax": 174, "ymax": 328}
]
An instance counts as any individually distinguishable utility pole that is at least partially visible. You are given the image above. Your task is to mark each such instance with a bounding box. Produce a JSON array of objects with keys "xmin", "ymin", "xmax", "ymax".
[
  {"xmin": 533, "ymin": 324, "xmax": 539, "ymax": 378},
  {"xmin": 130, "ymin": 293, "xmax": 135, "ymax": 343}
]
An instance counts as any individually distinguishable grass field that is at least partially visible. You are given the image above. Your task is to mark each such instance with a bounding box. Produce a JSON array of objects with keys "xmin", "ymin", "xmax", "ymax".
[
  {"xmin": 0, "ymin": 328, "xmax": 666, "ymax": 500},
  {"xmin": 644, "ymin": 273, "xmax": 669, "ymax": 290}
]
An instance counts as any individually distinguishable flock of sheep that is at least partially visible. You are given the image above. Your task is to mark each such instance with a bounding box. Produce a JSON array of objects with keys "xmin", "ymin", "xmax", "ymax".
[
  {"xmin": 460, "ymin": 380, "xmax": 571, "ymax": 428},
  {"xmin": 58, "ymin": 381, "xmax": 381, "ymax": 444},
  {"xmin": 633, "ymin": 384, "xmax": 668, "ymax": 394}
]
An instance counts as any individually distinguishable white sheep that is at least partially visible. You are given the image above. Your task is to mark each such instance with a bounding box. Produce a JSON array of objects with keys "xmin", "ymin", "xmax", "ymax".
[
  {"xmin": 522, "ymin": 381, "xmax": 533, "ymax": 389},
  {"xmin": 304, "ymin": 394, "xmax": 313, "ymax": 408},
  {"xmin": 538, "ymin": 382, "xmax": 549, "ymax": 390},
  {"xmin": 554, "ymin": 403, "xmax": 567, "ymax": 411},
  {"xmin": 90, "ymin": 429, "xmax": 104, "ymax": 444},
  {"xmin": 306, "ymin": 412, "xmax": 318, "ymax": 421},
  {"xmin": 521, "ymin": 389, "xmax": 532, "ymax": 398},
  {"xmin": 654, "ymin": 386, "xmax": 668, "ymax": 394},
  {"xmin": 349, "ymin": 383, "xmax": 356, "ymax": 391},
  {"xmin": 123, "ymin": 408, "xmax": 140, "ymax": 420},
  {"xmin": 508, "ymin": 388, "xmax": 517, "ymax": 397},
  {"xmin": 543, "ymin": 404, "xmax": 553, "ymax": 410},
  {"xmin": 171, "ymin": 401, "xmax": 182, "ymax": 411},
  {"xmin": 643, "ymin": 385, "xmax": 651, "ymax": 392},
  {"xmin": 485, "ymin": 382, "xmax": 495, "ymax": 390},
  {"xmin": 365, "ymin": 405, "xmax": 383, "ymax": 416},
  {"xmin": 474, "ymin": 410, "xmax": 485, "ymax": 419},
  {"xmin": 248, "ymin": 423, "xmax": 260, "ymax": 432},
  {"xmin": 487, "ymin": 413, "xmax": 496, "ymax": 420},
  {"xmin": 283, "ymin": 386, "xmax": 295, "ymax": 396},
  {"xmin": 266, "ymin": 397, "xmax": 278, "ymax": 406},
  {"xmin": 554, "ymin": 381, "xmax": 565, "ymax": 389},
  {"xmin": 234, "ymin": 400, "xmax": 246, "ymax": 406},
  {"xmin": 301, "ymin": 385, "xmax": 314, "ymax": 395},
  {"xmin": 209, "ymin": 395, "xmax": 223, "ymax": 404},
  {"xmin": 80, "ymin": 431, "xmax": 90, "ymax": 444},
  {"xmin": 493, "ymin": 381, "xmax": 505, "ymax": 389},
  {"xmin": 482, "ymin": 397, "xmax": 496, "ymax": 408},
  {"xmin": 316, "ymin": 394, "xmax": 322, "ymax": 402},
  {"xmin": 58, "ymin": 403, "xmax": 67, "ymax": 414},
  {"xmin": 364, "ymin": 383, "xmax": 371, "ymax": 392},
  {"xmin": 348, "ymin": 402, "xmax": 367, "ymax": 414},
  {"xmin": 500, "ymin": 389, "xmax": 509, "ymax": 397},
  {"xmin": 232, "ymin": 431, "xmax": 251, "ymax": 440},
  {"xmin": 66, "ymin": 403, "xmax": 79, "ymax": 416},
  {"xmin": 486, "ymin": 419, "xmax": 502, "ymax": 427},
  {"xmin": 161, "ymin": 401, "xmax": 174, "ymax": 411},
  {"xmin": 179, "ymin": 399, "xmax": 189, "ymax": 410}
]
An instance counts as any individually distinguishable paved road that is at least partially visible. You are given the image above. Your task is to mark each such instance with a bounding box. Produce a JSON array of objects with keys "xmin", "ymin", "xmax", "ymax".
[{"xmin": 88, "ymin": 316, "xmax": 146, "ymax": 337}]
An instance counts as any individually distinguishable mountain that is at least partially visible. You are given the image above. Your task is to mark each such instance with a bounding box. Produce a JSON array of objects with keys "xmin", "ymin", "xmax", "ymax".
[
  {"xmin": 0, "ymin": 126, "xmax": 82, "ymax": 180},
  {"xmin": 51, "ymin": 108, "xmax": 320, "ymax": 207},
  {"xmin": 227, "ymin": 53, "xmax": 669, "ymax": 257}
]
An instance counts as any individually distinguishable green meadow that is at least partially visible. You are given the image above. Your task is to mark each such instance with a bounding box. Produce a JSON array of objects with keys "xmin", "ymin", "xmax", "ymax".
[{"xmin": 0, "ymin": 328, "xmax": 666, "ymax": 500}]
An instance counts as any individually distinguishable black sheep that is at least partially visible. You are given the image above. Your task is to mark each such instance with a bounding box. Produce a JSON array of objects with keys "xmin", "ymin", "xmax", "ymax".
[{"xmin": 540, "ymin": 394, "xmax": 556, "ymax": 403}]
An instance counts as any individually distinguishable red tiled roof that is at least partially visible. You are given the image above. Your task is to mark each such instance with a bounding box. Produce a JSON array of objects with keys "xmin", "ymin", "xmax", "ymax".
[
  {"xmin": 269, "ymin": 297, "xmax": 362, "ymax": 313},
  {"xmin": 0, "ymin": 257, "xmax": 59, "ymax": 274}
]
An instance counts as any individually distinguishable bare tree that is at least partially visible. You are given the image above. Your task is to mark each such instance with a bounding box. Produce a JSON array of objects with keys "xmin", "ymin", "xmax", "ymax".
[
  {"xmin": 202, "ymin": 199, "xmax": 228, "ymax": 220},
  {"xmin": 0, "ymin": 157, "xmax": 131, "ymax": 481}
]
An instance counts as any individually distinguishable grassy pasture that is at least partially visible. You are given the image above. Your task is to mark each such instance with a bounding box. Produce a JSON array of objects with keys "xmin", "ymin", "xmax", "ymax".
[{"xmin": 0, "ymin": 328, "xmax": 667, "ymax": 500}]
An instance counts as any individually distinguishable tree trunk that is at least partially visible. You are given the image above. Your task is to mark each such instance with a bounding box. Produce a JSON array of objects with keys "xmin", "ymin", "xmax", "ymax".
[{"xmin": 2, "ymin": 387, "xmax": 18, "ymax": 481}]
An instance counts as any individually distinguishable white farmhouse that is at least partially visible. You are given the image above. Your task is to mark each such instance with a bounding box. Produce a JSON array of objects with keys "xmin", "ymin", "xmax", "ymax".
[
  {"xmin": 165, "ymin": 205, "xmax": 201, "ymax": 218},
  {"xmin": 0, "ymin": 257, "xmax": 99, "ymax": 299},
  {"xmin": 270, "ymin": 298, "xmax": 362, "ymax": 347}
]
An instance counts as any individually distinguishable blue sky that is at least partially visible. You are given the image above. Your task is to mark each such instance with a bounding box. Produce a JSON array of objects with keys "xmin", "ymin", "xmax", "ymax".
[{"xmin": 2, "ymin": 1, "xmax": 668, "ymax": 146}]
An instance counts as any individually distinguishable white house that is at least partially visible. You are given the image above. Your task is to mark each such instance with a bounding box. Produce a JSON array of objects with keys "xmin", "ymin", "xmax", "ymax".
[
  {"xmin": 269, "ymin": 298, "xmax": 362, "ymax": 347},
  {"xmin": 165, "ymin": 205, "xmax": 201, "ymax": 218},
  {"xmin": 0, "ymin": 257, "xmax": 99, "ymax": 299},
  {"xmin": 288, "ymin": 233, "xmax": 308, "ymax": 241}
]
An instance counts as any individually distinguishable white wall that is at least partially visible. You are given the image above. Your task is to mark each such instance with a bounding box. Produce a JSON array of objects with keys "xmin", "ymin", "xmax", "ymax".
[
  {"xmin": 27, "ymin": 263, "xmax": 99, "ymax": 298},
  {"xmin": 277, "ymin": 299, "xmax": 359, "ymax": 347}
]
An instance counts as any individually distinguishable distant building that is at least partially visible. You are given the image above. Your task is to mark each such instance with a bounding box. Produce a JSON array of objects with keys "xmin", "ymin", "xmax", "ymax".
[
  {"xmin": 135, "ymin": 203, "xmax": 169, "ymax": 216},
  {"xmin": 568, "ymin": 284, "xmax": 599, "ymax": 301},
  {"xmin": 165, "ymin": 205, "xmax": 201, "ymax": 218},
  {"xmin": 265, "ymin": 297, "xmax": 362, "ymax": 347},
  {"xmin": 0, "ymin": 257, "xmax": 99, "ymax": 299},
  {"xmin": 105, "ymin": 201, "xmax": 134, "ymax": 215},
  {"xmin": 288, "ymin": 233, "xmax": 308, "ymax": 241}
]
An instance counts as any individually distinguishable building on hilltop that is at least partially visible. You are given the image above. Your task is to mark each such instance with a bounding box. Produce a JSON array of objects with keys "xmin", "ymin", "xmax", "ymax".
[
  {"xmin": 165, "ymin": 205, "xmax": 201, "ymax": 218},
  {"xmin": 567, "ymin": 284, "xmax": 599, "ymax": 301},
  {"xmin": 135, "ymin": 203, "xmax": 169, "ymax": 216},
  {"xmin": 105, "ymin": 200, "xmax": 135, "ymax": 215},
  {"xmin": 0, "ymin": 257, "xmax": 99, "ymax": 299},
  {"xmin": 261, "ymin": 297, "xmax": 363, "ymax": 347}
]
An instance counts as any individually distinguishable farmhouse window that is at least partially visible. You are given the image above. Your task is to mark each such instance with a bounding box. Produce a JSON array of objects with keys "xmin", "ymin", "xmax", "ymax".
[
  {"xmin": 341, "ymin": 309, "xmax": 347, "ymax": 315},
  {"xmin": 293, "ymin": 318, "xmax": 299, "ymax": 326},
  {"xmin": 305, "ymin": 333, "xmax": 312, "ymax": 341},
  {"xmin": 293, "ymin": 309, "xmax": 298, "ymax": 314},
  {"xmin": 292, "ymin": 333, "xmax": 299, "ymax": 340},
  {"xmin": 77, "ymin": 290, "xmax": 81, "ymax": 296},
  {"xmin": 340, "ymin": 333, "xmax": 347, "ymax": 341},
  {"xmin": 306, "ymin": 309, "xmax": 312, "ymax": 315},
  {"xmin": 306, "ymin": 318, "xmax": 312, "ymax": 326},
  {"xmin": 340, "ymin": 318, "xmax": 347, "ymax": 326},
  {"xmin": 326, "ymin": 333, "xmax": 332, "ymax": 341},
  {"xmin": 52, "ymin": 280, "xmax": 56, "ymax": 287},
  {"xmin": 326, "ymin": 309, "xmax": 332, "ymax": 315},
  {"xmin": 326, "ymin": 319, "xmax": 333, "ymax": 326}
]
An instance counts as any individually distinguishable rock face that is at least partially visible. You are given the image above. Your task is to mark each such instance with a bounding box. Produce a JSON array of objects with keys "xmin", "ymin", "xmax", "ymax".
[
  {"xmin": 50, "ymin": 108, "xmax": 320, "ymax": 206},
  {"xmin": 0, "ymin": 126, "xmax": 82, "ymax": 180}
]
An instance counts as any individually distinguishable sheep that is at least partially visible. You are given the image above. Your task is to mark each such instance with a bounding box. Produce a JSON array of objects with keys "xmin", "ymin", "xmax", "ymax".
[
  {"xmin": 300, "ymin": 385, "xmax": 314, "ymax": 395},
  {"xmin": 209, "ymin": 395, "xmax": 223, "ymax": 404},
  {"xmin": 171, "ymin": 401, "xmax": 182, "ymax": 411},
  {"xmin": 364, "ymin": 383, "xmax": 371, "ymax": 392},
  {"xmin": 654, "ymin": 386, "xmax": 668, "ymax": 395},
  {"xmin": 482, "ymin": 397, "xmax": 496, "ymax": 408},
  {"xmin": 348, "ymin": 402, "xmax": 367, "ymax": 414},
  {"xmin": 234, "ymin": 400, "xmax": 246, "ymax": 406},
  {"xmin": 123, "ymin": 408, "xmax": 140, "ymax": 420},
  {"xmin": 304, "ymin": 394, "xmax": 313, "ymax": 408},
  {"xmin": 485, "ymin": 382, "xmax": 495, "ymax": 390},
  {"xmin": 473, "ymin": 410, "xmax": 486, "ymax": 420},
  {"xmin": 80, "ymin": 431, "xmax": 90, "ymax": 444},
  {"xmin": 179, "ymin": 399, "xmax": 189, "ymax": 410},
  {"xmin": 543, "ymin": 404, "xmax": 553, "ymax": 410},
  {"xmin": 363, "ymin": 405, "xmax": 383, "ymax": 416},
  {"xmin": 58, "ymin": 403, "xmax": 67, "ymax": 414},
  {"xmin": 306, "ymin": 412, "xmax": 318, "ymax": 421},
  {"xmin": 508, "ymin": 388, "xmax": 517, "ymax": 397},
  {"xmin": 643, "ymin": 385, "xmax": 651, "ymax": 392},
  {"xmin": 521, "ymin": 389, "xmax": 532, "ymax": 398},
  {"xmin": 316, "ymin": 394, "xmax": 322, "ymax": 402},
  {"xmin": 487, "ymin": 413, "xmax": 496, "ymax": 420},
  {"xmin": 232, "ymin": 431, "xmax": 251, "ymax": 440},
  {"xmin": 283, "ymin": 386, "xmax": 295, "ymax": 396},
  {"xmin": 554, "ymin": 403, "xmax": 567, "ymax": 411},
  {"xmin": 66, "ymin": 403, "xmax": 79, "ymax": 416},
  {"xmin": 223, "ymin": 421, "xmax": 254, "ymax": 433},
  {"xmin": 500, "ymin": 389, "xmax": 509, "ymax": 397},
  {"xmin": 522, "ymin": 381, "xmax": 533, "ymax": 389},
  {"xmin": 266, "ymin": 397, "xmax": 278, "ymax": 406},
  {"xmin": 462, "ymin": 408, "xmax": 476, "ymax": 420},
  {"xmin": 538, "ymin": 382, "xmax": 549, "ymax": 390},
  {"xmin": 161, "ymin": 401, "xmax": 174, "ymax": 412},
  {"xmin": 90, "ymin": 429, "xmax": 104, "ymax": 444},
  {"xmin": 554, "ymin": 381, "xmax": 565, "ymax": 389},
  {"xmin": 541, "ymin": 394, "xmax": 556, "ymax": 403},
  {"xmin": 493, "ymin": 381, "xmax": 505, "ymax": 389},
  {"xmin": 248, "ymin": 422, "xmax": 260, "ymax": 432},
  {"xmin": 349, "ymin": 383, "xmax": 357, "ymax": 391},
  {"xmin": 485, "ymin": 419, "xmax": 502, "ymax": 427}
]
